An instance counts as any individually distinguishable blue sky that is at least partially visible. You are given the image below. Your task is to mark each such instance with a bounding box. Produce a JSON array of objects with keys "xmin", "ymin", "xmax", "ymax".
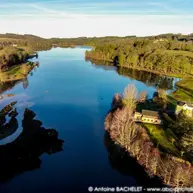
[{"xmin": 0, "ymin": 0, "xmax": 192, "ymax": 37}]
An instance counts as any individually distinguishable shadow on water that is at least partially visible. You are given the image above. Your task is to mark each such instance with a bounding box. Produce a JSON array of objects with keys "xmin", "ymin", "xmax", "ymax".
[
  {"xmin": 0, "ymin": 102, "xmax": 64, "ymax": 183},
  {"xmin": 117, "ymin": 68, "xmax": 175, "ymax": 90},
  {"xmin": 88, "ymin": 58, "xmax": 176, "ymax": 90},
  {"xmin": 104, "ymin": 132, "xmax": 164, "ymax": 189}
]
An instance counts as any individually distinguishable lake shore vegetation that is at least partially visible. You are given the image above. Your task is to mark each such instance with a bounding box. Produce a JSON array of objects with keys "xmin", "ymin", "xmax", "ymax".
[
  {"xmin": 105, "ymin": 84, "xmax": 193, "ymax": 187},
  {"xmin": 85, "ymin": 39, "xmax": 193, "ymax": 78}
]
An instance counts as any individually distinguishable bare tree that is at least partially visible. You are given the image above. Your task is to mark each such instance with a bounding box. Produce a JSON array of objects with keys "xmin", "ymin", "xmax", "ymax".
[
  {"xmin": 111, "ymin": 93, "xmax": 122, "ymax": 110},
  {"xmin": 122, "ymin": 84, "xmax": 138, "ymax": 150},
  {"xmin": 138, "ymin": 90, "xmax": 147, "ymax": 103},
  {"xmin": 172, "ymin": 164, "xmax": 192, "ymax": 187},
  {"xmin": 143, "ymin": 141, "xmax": 153, "ymax": 168},
  {"xmin": 150, "ymin": 148, "xmax": 160, "ymax": 175},
  {"xmin": 158, "ymin": 88, "xmax": 167, "ymax": 101},
  {"xmin": 123, "ymin": 84, "xmax": 138, "ymax": 115},
  {"xmin": 133, "ymin": 140, "xmax": 143, "ymax": 160}
]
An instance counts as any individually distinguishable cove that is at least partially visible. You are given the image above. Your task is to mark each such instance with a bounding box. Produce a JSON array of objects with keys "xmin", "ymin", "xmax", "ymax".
[{"xmin": 0, "ymin": 47, "xmax": 177, "ymax": 193}]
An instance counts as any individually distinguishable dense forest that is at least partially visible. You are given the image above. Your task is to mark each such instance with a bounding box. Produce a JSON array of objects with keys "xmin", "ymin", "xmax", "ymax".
[{"xmin": 86, "ymin": 38, "xmax": 193, "ymax": 76}]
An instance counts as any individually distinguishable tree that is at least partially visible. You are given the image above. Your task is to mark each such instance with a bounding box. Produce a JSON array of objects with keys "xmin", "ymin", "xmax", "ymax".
[
  {"xmin": 118, "ymin": 53, "xmax": 125, "ymax": 66},
  {"xmin": 158, "ymin": 88, "xmax": 167, "ymax": 101},
  {"xmin": 122, "ymin": 84, "xmax": 138, "ymax": 149},
  {"xmin": 150, "ymin": 148, "xmax": 160, "ymax": 175},
  {"xmin": 123, "ymin": 84, "xmax": 137, "ymax": 115},
  {"xmin": 109, "ymin": 108, "xmax": 128, "ymax": 144},
  {"xmin": 180, "ymin": 130, "xmax": 193, "ymax": 155},
  {"xmin": 172, "ymin": 165, "xmax": 192, "ymax": 187},
  {"xmin": 138, "ymin": 90, "xmax": 147, "ymax": 102},
  {"xmin": 0, "ymin": 73, "xmax": 7, "ymax": 83}
]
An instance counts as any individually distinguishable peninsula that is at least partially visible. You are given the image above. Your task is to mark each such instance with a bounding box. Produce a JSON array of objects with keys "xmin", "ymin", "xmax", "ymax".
[{"xmin": 105, "ymin": 84, "xmax": 193, "ymax": 188}]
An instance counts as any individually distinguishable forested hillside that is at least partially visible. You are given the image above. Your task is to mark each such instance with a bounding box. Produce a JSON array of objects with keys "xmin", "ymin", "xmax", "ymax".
[
  {"xmin": 0, "ymin": 32, "xmax": 192, "ymax": 51},
  {"xmin": 86, "ymin": 37, "xmax": 193, "ymax": 76}
]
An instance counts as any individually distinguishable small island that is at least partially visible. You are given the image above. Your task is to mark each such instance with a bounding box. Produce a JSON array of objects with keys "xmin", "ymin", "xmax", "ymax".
[{"xmin": 105, "ymin": 84, "xmax": 193, "ymax": 188}]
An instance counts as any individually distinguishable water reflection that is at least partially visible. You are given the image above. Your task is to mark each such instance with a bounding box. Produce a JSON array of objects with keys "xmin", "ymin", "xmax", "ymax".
[
  {"xmin": 117, "ymin": 68, "xmax": 175, "ymax": 90},
  {"xmin": 104, "ymin": 132, "xmax": 164, "ymax": 188},
  {"xmin": 88, "ymin": 58, "xmax": 177, "ymax": 90},
  {"xmin": 22, "ymin": 78, "xmax": 29, "ymax": 89},
  {"xmin": 0, "ymin": 77, "xmax": 30, "ymax": 95},
  {"xmin": 0, "ymin": 81, "xmax": 21, "ymax": 95},
  {"xmin": 0, "ymin": 103, "xmax": 64, "ymax": 182}
]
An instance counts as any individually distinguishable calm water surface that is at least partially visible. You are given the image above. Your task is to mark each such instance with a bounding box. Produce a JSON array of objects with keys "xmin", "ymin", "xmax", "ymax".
[{"xmin": 0, "ymin": 47, "xmax": 177, "ymax": 193}]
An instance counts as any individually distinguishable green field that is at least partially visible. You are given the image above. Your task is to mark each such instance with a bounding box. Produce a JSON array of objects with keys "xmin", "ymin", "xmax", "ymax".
[
  {"xmin": 171, "ymin": 89, "xmax": 193, "ymax": 103},
  {"xmin": 0, "ymin": 62, "xmax": 36, "ymax": 83},
  {"xmin": 143, "ymin": 123, "xmax": 180, "ymax": 156},
  {"xmin": 170, "ymin": 79, "xmax": 193, "ymax": 103},
  {"xmin": 176, "ymin": 79, "xmax": 193, "ymax": 92}
]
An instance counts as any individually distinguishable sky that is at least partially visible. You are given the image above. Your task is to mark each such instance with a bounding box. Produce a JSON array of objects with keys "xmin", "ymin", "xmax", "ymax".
[{"xmin": 0, "ymin": 0, "xmax": 193, "ymax": 38}]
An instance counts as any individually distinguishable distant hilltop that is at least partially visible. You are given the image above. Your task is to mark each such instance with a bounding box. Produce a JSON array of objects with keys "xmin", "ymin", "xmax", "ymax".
[{"xmin": 0, "ymin": 32, "xmax": 193, "ymax": 41}]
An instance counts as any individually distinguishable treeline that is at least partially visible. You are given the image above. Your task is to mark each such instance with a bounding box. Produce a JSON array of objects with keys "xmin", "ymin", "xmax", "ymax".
[
  {"xmin": 85, "ymin": 39, "xmax": 193, "ymax": 76},
  {"xmin": 88, "ymin": 58, "xmax": 175, "ymax": 90},
  {"xmin": 0, "ymin": 47, "xmax": 29, "ymax": 71},
  {"xmin": 0, "ymin": 33, "xmax": 140, "ymax": 51},
  {"xmin": 1, "ymin": 32, "xmax": 192, "ymax": 52},
  {"xmin": 0, "ymin": 33, "xmax": 136, "ymax": 51},
  {"xmin": 148, "ymin": 33, "xmax": 193, "ymax": 43}
]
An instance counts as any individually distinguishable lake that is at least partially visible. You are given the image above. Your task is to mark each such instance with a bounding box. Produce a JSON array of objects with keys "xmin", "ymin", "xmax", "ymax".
[{"xmin": 0, "ymin": 47, "xmax": 177, "ymax": 193}]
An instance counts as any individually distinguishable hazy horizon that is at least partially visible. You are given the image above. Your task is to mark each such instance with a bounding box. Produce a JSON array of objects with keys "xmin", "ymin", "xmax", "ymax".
[{"xmin": 0, "ymin": 0, "xmax": 193, "ymax": 38}]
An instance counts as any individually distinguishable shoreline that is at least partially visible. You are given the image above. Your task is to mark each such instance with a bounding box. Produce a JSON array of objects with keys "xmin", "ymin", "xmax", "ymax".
[
  {"xmin": 0, "ymin": 61, "xmax": 39, "ymax": 83},
  {"xmin": 85, "ymin": 56, "xmax": 192, "ymax": 79},
  {"xmin": 105, "ymin": 92, "xmax": 193, "ymax": 188}
]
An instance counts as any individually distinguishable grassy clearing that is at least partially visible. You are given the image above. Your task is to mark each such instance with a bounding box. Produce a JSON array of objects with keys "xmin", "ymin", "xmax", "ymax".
[
  {"xmin": 6, "ymin": 66, "xmax": 21, "ymax": 75},
  {"xmin": 18, "ymin": 46, "xmax": 34, "ymax": 54},
  {"xmin": 169, "ymin": 78, "xmax": 193, "ymax": 103},
  {"xmin": 176, "ymin": 79, "xmax": 193, "ymax": 92},
  {"xmin": 0, "ymin": 62, "xmax": 36, "ymax": 83},
  {"xmin": 144, "ymin": 123, "xmax": 180, "ymax": 156},
  {"xmin": 170, "ymin": 88, "xmax": 193, "ymax": 103}
]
